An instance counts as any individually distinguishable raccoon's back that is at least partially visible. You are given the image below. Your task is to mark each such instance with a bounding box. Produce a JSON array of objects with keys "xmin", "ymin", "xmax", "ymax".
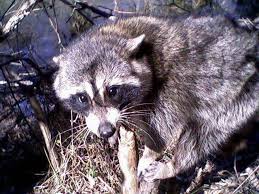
[{"xmin": 161, "ymin": 15, "xmax": 258, "ymax": 108}]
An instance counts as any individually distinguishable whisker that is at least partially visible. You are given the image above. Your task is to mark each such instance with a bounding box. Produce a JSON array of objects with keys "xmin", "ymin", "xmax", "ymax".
[
  {"xmin": 61, "ymin": 121, "xmax": 89, "ymax": 142},
  {"xmin": 121, "ymin": 110, "xmax": 151, "ymax": 114},
  {"xmin": 121, "ymin": 113, "xmax": 150, "ymax": 117},
  {"xmin": 68, "ymin": 123, "xmax": 88, "ymax": 131},
  {"xmin": 129, "ymin": 117, "xmax": 157, "ymax": 132},
  {"xmin": 120, "ymin": 115, "xmax": 157, "ymax": 135},
  {"xmin": 57, "ymin": 123, "xmax": 88, "ymax": 136},
  {"xmin": 61, "ymin": 125, "xmax": 88, "ymax": 143},
  {"xmin": 83, "ymin": 129, "xmax": 91, "ymax": 140},
  {"xmin": 75, "ymin": 126, "xmax": 89, "ymax": 139},
  {"xmin": 121, "ymin": 102, "xmax": 154, "ymax": 112},
  {"xmin": 122, "ymin": 102, "xmax": 154, "ymax": 110},
  {"xmin": 121, "ymin": 111, "xmax": 151, "ymax": 116},
  {"xmin": 119, "ymin": 118, "xmax": 157, "ymax": 146}
]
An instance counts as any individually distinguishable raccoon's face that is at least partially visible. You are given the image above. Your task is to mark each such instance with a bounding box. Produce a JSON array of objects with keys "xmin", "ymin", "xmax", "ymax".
[{"xmin": 53, "ymin": 34, "xmax": 152, "ymax": 139}]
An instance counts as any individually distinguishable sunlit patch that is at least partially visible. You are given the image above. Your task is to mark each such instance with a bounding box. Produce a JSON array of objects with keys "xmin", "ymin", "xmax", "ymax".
[
  {"xmin": 57, "ymin": 86, "xmax": 85, "ymax": 99},
  {"xmin": 106, "ymin": 107, "xmax": 120, "ymax": 126},
  {"xmin": 131, "ymin": 60, "xmax": 151, "ymax": 74},
  {"xmin": 95, "ymin": 76, "xmax": 105, "ymax": 100},
  {"xmin": 109, "ymin": 77, "xmax": 140, "ymax": 86},
  {"xmin": 84, "ymin": 113, "xmax": 100, "ymax": 136},
  {"xmin": 54, "ymin": 80, "xmax": 94, "ymax": 100},
  {"xmin": 84, "ymin": 82, "xmax": 94, "ymax": 99}
]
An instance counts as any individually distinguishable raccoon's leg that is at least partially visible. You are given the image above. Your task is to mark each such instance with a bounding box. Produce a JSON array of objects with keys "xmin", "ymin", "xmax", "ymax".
[
  {"xmin": 140, "ymin": 124, "xmax": 200, "ymax": 181},
  {"xmin": 142, "ymin": 73, "xmax": 259, "ymax": 182}
]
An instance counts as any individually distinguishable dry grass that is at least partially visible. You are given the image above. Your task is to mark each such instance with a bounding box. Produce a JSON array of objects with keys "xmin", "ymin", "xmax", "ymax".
[
  {"xmin": 34, "ymin": 112, "xmax": 259, "ymax": 194},
  {"xmin": 202, "ymin": 159, "xmax": 259, "ymax": 194},
  {"xmin": 34, "ymin": 115, "xmax": 122, "ymax": 194}
]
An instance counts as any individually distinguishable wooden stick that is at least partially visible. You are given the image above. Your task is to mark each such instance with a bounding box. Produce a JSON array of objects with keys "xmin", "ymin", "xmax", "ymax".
[
  {"xmin": 29, "ymin": 95, "xmax": 59, "ymax": 171},
  {"xmin": 118, "ymin": 126, "xmax": 138, "ymax": 194},
  {"xmin": 118, "ymin": 126, "xmax": 160, "ymax": 194},
  {"xmin": 1, "ymin": 0, "xmax": 41, "ymax": 36}
]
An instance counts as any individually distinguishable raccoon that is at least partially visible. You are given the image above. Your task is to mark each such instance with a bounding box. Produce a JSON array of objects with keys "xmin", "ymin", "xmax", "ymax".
[{"xmin": 53, "ymin": 14, "xmax": 258, "ymax": 182}]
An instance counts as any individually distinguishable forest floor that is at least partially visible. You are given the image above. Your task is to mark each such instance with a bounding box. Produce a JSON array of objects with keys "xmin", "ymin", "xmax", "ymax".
[{"xmin": 0, "ymin": 110, "xmax": 258, "ymax": 194}]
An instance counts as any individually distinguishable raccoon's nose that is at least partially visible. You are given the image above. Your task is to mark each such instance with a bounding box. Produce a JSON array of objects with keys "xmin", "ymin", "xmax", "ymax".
[{"xmin": 99, "ymin": 122, "xmax": 116, "ymax": 138}]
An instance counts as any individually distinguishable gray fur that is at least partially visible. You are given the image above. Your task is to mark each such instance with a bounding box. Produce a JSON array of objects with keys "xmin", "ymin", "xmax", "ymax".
[{"xmin": 53, "ymin": 14, "xmax": 259, "ymax": 181}]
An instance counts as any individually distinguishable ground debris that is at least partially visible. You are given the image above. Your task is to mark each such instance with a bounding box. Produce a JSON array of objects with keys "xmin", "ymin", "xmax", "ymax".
[{"xmin": 34, "ymin": 117, "xmax": 122, "ymax": 194}]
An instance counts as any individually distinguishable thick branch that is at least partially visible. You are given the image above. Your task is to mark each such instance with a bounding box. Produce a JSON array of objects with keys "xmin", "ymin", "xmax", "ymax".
[
  {"xmin": 29, "ymin": 95, "xmax": 59, "ymax": 171},
  {"xmin": 118, "ymin": 126, "xmax": 160, "ymax": 193},
  {"xmin": 76, "ymin": 1, "xmax": 112, "ymax": 18},
  {"xmin": 118, "ymin": 126, "xmax": 138, "ymax": 194},
  {"xmin": 0, "ymin": 0, "xmax": 41, "ymax": 38},
  {"xmin": 0, "ymin": 52, "xmax": 25, "ymax": 67}
]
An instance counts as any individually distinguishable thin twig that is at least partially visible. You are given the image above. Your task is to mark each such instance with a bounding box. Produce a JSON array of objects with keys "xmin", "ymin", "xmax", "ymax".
[
  {"xmin": 232, "ymin": 165, "xmax": 259, "ymax": 194},
  {"xmin": 42, "ymin": 1, "xmax": 64, "ymax": 48},
  {"xmin": 58, "ymin": 0, "xmax": 94, "ymax": 25},
  {"xmin": 154, "ymin": 1, "xmax": 190, "ymax": 12}
]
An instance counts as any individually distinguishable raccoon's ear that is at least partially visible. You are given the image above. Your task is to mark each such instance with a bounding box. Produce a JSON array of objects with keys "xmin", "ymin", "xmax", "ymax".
[
  {"xmin": 126, "ymin": 34, "xmax": 145, "ymax": 52},
  {"xmin": 52, "ymin": 55, "xmax": 63, "ymax": 68}
]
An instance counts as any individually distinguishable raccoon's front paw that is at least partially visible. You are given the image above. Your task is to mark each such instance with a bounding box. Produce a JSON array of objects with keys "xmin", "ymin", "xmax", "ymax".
[
  {"xmin": 137, "ymin": 157, "xmax": 154, "ymax": 180},
  {"xmin": 141, "ymin": 161, "xmax": 174, "ymax": 182}
]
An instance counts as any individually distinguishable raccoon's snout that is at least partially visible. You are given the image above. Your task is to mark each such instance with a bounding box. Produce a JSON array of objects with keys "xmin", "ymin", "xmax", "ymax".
[{"xmin": 99, "ymin": 122, "xmax": 116, "ymax": 138}]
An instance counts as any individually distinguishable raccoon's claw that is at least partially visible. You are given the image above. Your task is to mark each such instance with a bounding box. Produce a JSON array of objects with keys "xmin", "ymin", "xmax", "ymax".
[
  {"xmin": 141, "ymin": 161, "xmax": 174, "ymax": 182},
  {"xmin": 140, "ymin": 161, "xmax": 163, "ymax": 182}
]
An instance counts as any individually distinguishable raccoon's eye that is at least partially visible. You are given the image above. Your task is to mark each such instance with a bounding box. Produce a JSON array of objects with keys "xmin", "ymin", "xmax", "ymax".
[
  {"xmin": 78, "ymin": 94, "xmax": 88, "ymax": 103},
  {"xmin": 107, "ymin": 86, "xmax": 119, "ymax": 97}
]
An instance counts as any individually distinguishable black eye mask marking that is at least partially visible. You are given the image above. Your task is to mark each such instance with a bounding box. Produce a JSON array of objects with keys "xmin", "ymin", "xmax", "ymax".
[
  {"xmin": 63, "ymin": 92, "xmax": 90, "ymax": 114},
  {"xmin": 106, "ymin": 84, "xmax": 141, "ymax": 110}
]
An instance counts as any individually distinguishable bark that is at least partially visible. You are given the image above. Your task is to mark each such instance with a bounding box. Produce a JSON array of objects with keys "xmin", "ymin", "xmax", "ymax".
[
  {"xmin": 1, "ymin": 0, "xmax": 41, "ymax": 37},
  {"xmin": 118, "ymin": 126, "xmax": 159, "ymax": 194},
  {"xmin": 118, "ymin": 126, "xmax": 138, "ymax": 194},
  {"xmin": 29, "ymin": 95, "xmax": 59, "ymax": 172}
]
